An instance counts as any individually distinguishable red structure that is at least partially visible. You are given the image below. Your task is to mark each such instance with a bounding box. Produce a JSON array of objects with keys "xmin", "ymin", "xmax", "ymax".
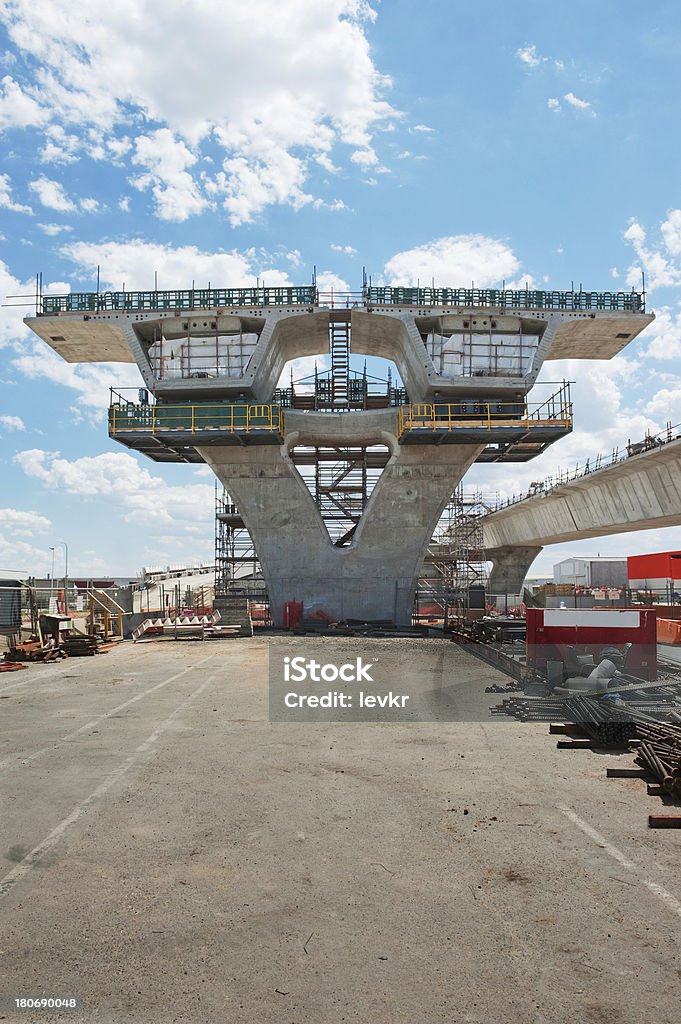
[
  {"xmin": 628, "ymin": 551, "xmax": 681, "ymax": 585},
  {"xmin": 526, "ymin": 607, "xmax": 657, "ymax": 681}
]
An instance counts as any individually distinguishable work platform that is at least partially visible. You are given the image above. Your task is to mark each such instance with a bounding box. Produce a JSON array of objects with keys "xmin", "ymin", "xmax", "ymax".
[
  {"xmin": 27, "ymin": 279, "xmax": 651, "ymax": 625},
  {"xmin": 108, "ymin": 387, "xmax": 572, "ymax": 465}
]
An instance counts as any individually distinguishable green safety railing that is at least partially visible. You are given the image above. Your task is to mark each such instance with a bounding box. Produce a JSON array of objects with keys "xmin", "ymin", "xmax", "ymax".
[
  {"xmin": 40, "ymin": 284, "xmax": 645, "ymax": 314},
  {"xmin": 43, "ymin": 286, "xmax": 317, "ymax": 314},
  {"xmin": 109, "ymin": 402, "xmax": 283, "ymax": 435},
  {"xmin": 366, "ymin": 286, "xmax": 644, "ymax": 312}
]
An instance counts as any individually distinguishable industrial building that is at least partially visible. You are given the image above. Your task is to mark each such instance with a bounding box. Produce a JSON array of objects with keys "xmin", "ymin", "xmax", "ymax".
[
  {"xmin": 26, "ymin": 281, "xmax": 651, "ymax": 626},
  {"xmin": 552, "ymin": 556, "xmax": 628, "ymax": 588}
]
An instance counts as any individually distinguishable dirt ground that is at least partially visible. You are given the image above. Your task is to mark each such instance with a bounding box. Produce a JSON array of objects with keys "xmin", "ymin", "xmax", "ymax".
[{"xmin": 1, "ymin": 636, "xmax": 680, "ymax": 1023}]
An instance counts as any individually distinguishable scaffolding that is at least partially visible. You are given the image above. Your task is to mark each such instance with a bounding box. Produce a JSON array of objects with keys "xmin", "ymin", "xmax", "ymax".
[
  {"xmin": 291, "ymin": 446, "xmax": 390, "ymax": 546},
  {"xmin": 214, "ymin": 484, "xmax": 264, "ymax": 599},
  {"xmin": 415, "ymin": 488, "xmax": 495, "ymax": 623}
]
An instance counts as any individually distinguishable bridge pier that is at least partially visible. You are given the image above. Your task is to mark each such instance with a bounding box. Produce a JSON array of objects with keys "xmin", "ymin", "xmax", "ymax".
[
  {"xmin": 487, "ymin": 545, "xmax": 542, "ymax": 599},
  {"xmin": 201, "ymin": 432, "xmax": 481, "ymax": 626}
]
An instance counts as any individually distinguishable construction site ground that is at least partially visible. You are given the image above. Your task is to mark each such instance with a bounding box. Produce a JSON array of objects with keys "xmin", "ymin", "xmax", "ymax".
[{"xmin": 1, "ymin": 637, "xmax": 679, "ymax": 1024}]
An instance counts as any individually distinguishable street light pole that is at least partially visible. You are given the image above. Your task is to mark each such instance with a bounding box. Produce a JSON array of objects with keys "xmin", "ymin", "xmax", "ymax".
[{"xmin": 55, "ymin": 540, "xmax": 69, "ymax": 615}]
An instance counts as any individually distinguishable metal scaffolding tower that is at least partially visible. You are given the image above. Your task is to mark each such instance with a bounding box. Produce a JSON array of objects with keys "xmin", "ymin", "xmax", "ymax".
[
  {"xmin": 416, "ymin": 487, "xmax": 496, "ymax": 622},
  {"xmin": 214, "ymin": 485, "xmax": 263, "ymax": 598}
]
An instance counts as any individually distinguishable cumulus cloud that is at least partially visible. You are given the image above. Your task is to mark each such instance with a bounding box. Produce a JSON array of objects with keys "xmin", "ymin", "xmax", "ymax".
[
  {"xmin": 0, "ymin": 413, "xmax": 25, "ymax": 430},
  {"xmin": 383, "ymin": 234, "xmax": 522, "ymax": 288},
  {"xmin": 29, "ymin": 175, "xmax": 75, "ymax": 212},
  {"xmin": 59, "ymin": 239, "xmax": 291, "ymax": 291},
  {"xmin": 14, "ymin": 449, "xmax": 215, "ymax": 529},
  {"xmin": 516, "ymin": 44, "xmax": 564, "ymax": 71},
  {"xmin": 28, "ymin": 175, "xmax": 95, "ymax": 212},
  {"xmin": 0, "ymin": 73, "xmax": 48, "ymax": 129},
  {"xmin": 0, "ymin": 507, "xmax": 50, "ymax": 534},
  {"xmin": 12, "ymin": 343, "xmax": 144, "ymax": 416},
  {"xmin": 638, "ymin": 306, "xmax": 681, "ymax": 359},
  {"xmin": 38, "ymin": 222, "xmax": 73, "ymax": 235},
  {"xmin": 563, "ymin": 91, "xmax": 592, "ymax": 111},
  {"xmin": 0, "ymin": 173, "xmax": 32, "ymax": 213},
  {"xmin": 0, "ymin": 0, "xmax": 396, "ymax": 224},
  {"xmin": 517, "ymin": 44, "xmax": 543, "ymax": 68},
  {"xmin": 39, "ymin": 124, "xmax": 80, "ymax": 164},
  {"xmin": 316, "ymin": 270, "xmax": 350, "ymax": 293},
  {"xmin": 131, "ymin": 128, "xmax": 208, "ymax": 222},
  {"xmin": 331, "ymin": 243, "xmax": 358, "ymax": 256},
  {"xmin": 0, "ymin": 260, "xmax": 35, "ymax": 350},
  {"xmin": 624, "ymin": 211, "xmax": 681, "ymax": 291}
]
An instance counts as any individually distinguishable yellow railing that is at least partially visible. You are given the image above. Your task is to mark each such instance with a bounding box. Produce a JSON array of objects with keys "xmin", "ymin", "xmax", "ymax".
[
  {"xmin": 397, "ymin": 399, "xmax": 573, "ymax": 435},
  {"xmin": 109, "ymin": 403, "xmax": 284, "ymax": 436}
]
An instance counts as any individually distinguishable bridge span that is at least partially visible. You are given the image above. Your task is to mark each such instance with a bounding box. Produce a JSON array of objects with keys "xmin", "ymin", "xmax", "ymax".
[{"xmin": 482, "ymin": 433, "xmax": 681, "ymax": 594}]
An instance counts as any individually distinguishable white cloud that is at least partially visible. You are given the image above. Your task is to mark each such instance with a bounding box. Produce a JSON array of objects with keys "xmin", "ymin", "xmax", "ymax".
[
  {"xmin": 0, "ymin": 413, "xmax": 25, "ymax": 430},
  {"xmin": 645, "ymin": 385, "xmax": 681, "ymax": 420},
  {"xmin": 547, "ymin": 97, "xmax": 561, "ymax": 112},
  {"xmin": 0, "ymin": 533, "xmax": 56, "ymax": 576},
  {"xmin": 517, "ymin": 44, "xmax": 543, "ymax": 68},
  {"xmin": 660, "ymin": 209, "xmax": 681, "ymax": 256},
  {"xmin": 39, "ymin": 123, "xmax": 80, "ymax": 163},
  {"xmin": 38, "ymin": 222, "xmax": 72, "ymax": 235},
  {"xmin": 516, "ymin": 45, "xmax": 563, "ymax": 71},
  {"xmin": 0, "ymin": 73, "xmax": 47, "ymax": 129},
  {"xmin": 131, "ymin": 128, "xmax": 208, "ymax": 222},
  {"xmin": 280, "ymin": 354, "xmax": 331, "ymax": 391},
  {"xmin": 0, "ymin": 260, "xmax": 34, "ymax": 350},
  {"xmin": 29, "ymin": 175, "xmax": 75, "ymax": 212},
  {"xmin": 60, "ymin": 239, "xmax": 269, "ymax": 291},
  {"xmin": 383, "ymin": 234, "xmax": 521, "ymax": 288},
  {"xmin": 316, "ymin": 270, "xmax": 350, "ymax": 293},
  {"xmin": 0, "ymin": 507, "xmax": 50, "ymax": 534},
  {"xmin": 412, "ymin": 123, "xmax": 433, "ymax": 133},
  {"xmin": 0, "ymin": 0, "xmax": 396, "ymax": 224},
  {"xmin": 0, "ymin": 172, "xmax": 32, "ymax": 213},
  {"xmin": 14, "ymin": 449, "xmax": 215, "ymax": 529},
  {"xmin": 564, "ymin": 91, "xmax": 592, "ymax": 111},
  {"xmin": 638, "ymin": 306, "xmax": 681, "ymax": 359},
  {"xmin": 331, "ymin": 244, "xmax": 358, "ymax": 256},
  {"xmin": 12, "ymin": 342, "xmax": 143, "ymax": 415},
  {"xmin": 624, "ymin": 212, "xmax": 681, "ymax": 292},
  {"xmin": 118, "ymin": 196, "xmax": 130, "ymax": 212}
]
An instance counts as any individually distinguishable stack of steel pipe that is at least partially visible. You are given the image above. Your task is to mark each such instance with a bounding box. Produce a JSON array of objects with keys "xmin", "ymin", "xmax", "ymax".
[
  {"xmin": 490, "ymin": 693, "xmax": 681, "ymax": 745},
  {"xmin": 633, "ymin": 732, "xmax": 681, "ymax": 798}
]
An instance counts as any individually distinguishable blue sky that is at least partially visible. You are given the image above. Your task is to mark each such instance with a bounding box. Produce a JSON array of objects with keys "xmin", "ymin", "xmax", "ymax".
[{"xmin": 1, "ymin": 0, "xmax": 681, "ymax": 579}]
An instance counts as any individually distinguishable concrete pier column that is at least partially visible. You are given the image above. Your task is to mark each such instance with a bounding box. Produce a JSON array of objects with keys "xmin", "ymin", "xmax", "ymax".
[
  {"xmin": 199, "ymin": 434, "xmax": 481, "ymax": 626},
  {"xmin": 487, "ymin": 545, "xmax": 542, "ymax": 599}
]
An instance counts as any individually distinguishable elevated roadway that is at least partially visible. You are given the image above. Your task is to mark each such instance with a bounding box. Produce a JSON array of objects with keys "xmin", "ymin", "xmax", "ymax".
[{"xmin": 483, "ymin": 434, "xmax": 681, "ymax": 593}]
